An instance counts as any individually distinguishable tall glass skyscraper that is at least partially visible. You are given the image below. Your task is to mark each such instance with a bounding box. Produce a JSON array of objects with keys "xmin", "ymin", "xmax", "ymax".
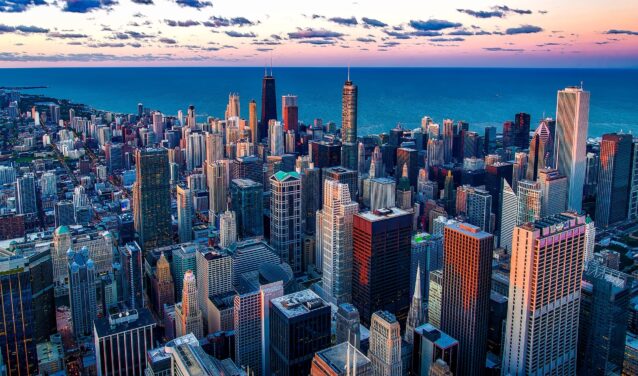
[
  {"xmin": 230, "ymin": 179, "xmax": 264, "ymax": 239},
  {"xmin": 595, "ymin": 133, "xmax": 633, "ymax": 227},
  {"xmin": 555, "ymin": 86, "xmax": 590, "ymax": 213},
  {"xmin": 341, "ymin": 73, "xmax": 358, "ymax": 171},
  {"xmin": 260, "ymin": 68, "xmax": 277, "ymax": 141}
]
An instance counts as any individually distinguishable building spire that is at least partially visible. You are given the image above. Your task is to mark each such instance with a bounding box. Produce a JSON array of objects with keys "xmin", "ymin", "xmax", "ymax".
[
  {"xmin": 405, "ymin": 262, "xmax": 425, "ymax": 344},
  {"xmin": 413, "ymin": 263, "xmax": 422, "ymax": 299}
]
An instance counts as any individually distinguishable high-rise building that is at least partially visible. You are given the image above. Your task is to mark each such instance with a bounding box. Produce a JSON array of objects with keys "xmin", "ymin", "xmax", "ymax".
[
  {"xmin": 352, "ymin": 208, "xmax": 412, "ymax": 326},
  {"xmin": 269, "ymin": 171, "xmax": 302, "ymax": 273},
  {"xmin": 260, "ymin": 68, "xmax": 277, "ymax": 142},
  {"xmin": 282, "ymin": 95, "xmax": 299, "ymax": 133},
  {"xmin": 94, "ymin": 308, "xmax": 157, "ymax": 376},
  {"xmin": 196, "ymin": 248, "xmax": 233, "ymax": 321},
  {"xmin": 172, "ymin": 244, "xmax": 197, "ymax": 301},
  {"xmin": 526, "ymin": 133, "xmax": 546, "ymax": 181},
  {"xmin": 368, "ymin": 311, "xmax": 402, "ymax": 376},
  {"xmin": 578, "ymin": 260, "xmax": 632, "ymax": 375},
  {"xmin": 133, "ymin": 148, "xmax": 172, "ymax": 250},
  {"xmin": 230, "ymin": 179, "xmax": 264, "ymax": 239},
  {"xmin": 467, "ymin": 188, "xmax": 492, "ymax": 232},
  {"xmin": 341, "ymin": 73, "xmax": 358, "ymax": 171},
  {"xmin": 16, "ymin": 173, "xmax": 37, "ymax": 214},
  {"xmin": 310, "ymin": 342, "xmax": 372, "ymax": 376},
  {"xmin": 269, "ymin": 120, "xmax": 285, "ymax": 156},
  {"xmin": 428, "ymin": 270, "xmax": 443, "ymax": 328},
  {"xmin": 225, "ymin": 93, "xmax": 240, "ymax": 119},
  {"xmin": 412, "ymin": 323, "xmax": 459, "ymax": 376},
  {"xmin": 596, "ymin": 133, "xmax": 633, "ymax": 227},
  {"xmin": 442, "ymin": 119, "xmax": 454, "ymax": 163},
  {"xmin": 176, "ymin": 184, "xmax": 193, "ymax": 243},
  {"xmin": 336, "ymin": 303, "xmax": 361, "ymax": 348},
  {"xmin": 186, "ymin": 131, "xmax": 206, "ymax": 171},
  {"xmin": 54, "ymin": 200, "xmax": 75, "ymax": 227},
  {"xmin": 324, "ymin": 166, "xmax": 358, "ymax": 202},
  {"xmin": 397, "ymin": 147, "xmax": 418, "ymax": 187},
  {"xmin": 297, "ymin": 157, "xmax": 322, "ymax": 236},
  {"xmin": 585, "ymin": 215, "xmax": 596, "ymax": 265},
  {"xmin": 249, "ymin": 99, "xmax": 259, "ymax": 142},
  {"xmin": 441, "ymin": 222, "xmax": 493, "ymax": 376},
  {"xmin": 219, "ymin": 210, "xmax": 237, "ymax": 248},
  {"xmin": 410, "ymin": 232, "xmax": 443, "ymax": 304},
  {"xmin": 502, "ymin": 213, "xmax": 586, "ymax": 375},
  {"xmin": 205, "ymin": 132, "xmax": 224, "ymax": 164},
  {"xmin": 499, "ymin": 179, "xmax": 518, "ymax": 251},
  {"xmin": 175, "ymin": 270, "xmax": 204, "ymax": 338},
  {"xmin": 207, "ymin": 160, "xmax": 228, "ymax": 217},
  {"xmin": 555, "ymin": 86, "xmax": 590, "ymax": 212},
  {"xmin": 316, "ymin": 179, "xmax": 358, "ymax": 303},
  {"xmin": 68, "ymin": 247, "xmax": 97, "ymax": 338},
  {"xmin": 628, "ymin": 138, "xmax": 638, "ymax": 220},
  {"xmin": 538, "ymin": 168, "xmax": 567, "ymax": 217},
  {"xmin": 405, "ymin": 264, "xmax": 426, "ymax": 345},
  {"xmin": 270, "ymin": 290, "xmax": 332, "ymax": 376},
  {"xmin": 152, "ymin": 252, "xmax": 175, "ymax": 319},
  {"xmin": 516, "ymin": 179, "xmax": 541, "ymax": 224},
  {"xmin": 0, "ymin": 256, "xmax": 37, "ymax": 375},
  {"xmin": 484, "ymin": 126, "xmax": 497, "ymax": 155},
  {"xmin": 120, "ymin": 242, "xmax": 144, "ymax": 310}
]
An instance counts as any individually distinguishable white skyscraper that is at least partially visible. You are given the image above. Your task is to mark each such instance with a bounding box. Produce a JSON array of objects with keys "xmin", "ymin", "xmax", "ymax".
[
  {"xmin": 269, "ymin": 171, "xmax": 302, "ymax": 273},
  {"xmin": 219, "ymin": 210, "xmax": 237, "ymax": 248},
  {"xmin": 152, "ymin": 111, "xmax": 164, "ymax": 141},
  {"xmin": 205, "ymin": 132, "xmax": 224, "ymax": 164},
  {"xmin": 175, "ymin": 270, "xmax": 204, "ymax": 339},
  {"xmin": 502, "ymin": 213, "xmax": 586, "ymax": 375},
  {"xmin": 269, "ymin": 120, "xmax": 284, "ymax": 156},
  {"xmin": 40, "ymin": 172, "xmax": 57, "ymax": 197},
  {"xmin": 368, "ymin": 311, "xmax": 402, "ymax": 376},
  {"xmin": 538, "ymin": 167, "xmax": 568, "ymax": 217},
  {"xmin": 584, "ymin": 215, "xmax": 596, "ymax": 265},
  {"xmin": 499, "ymin": 180, "xmax": 518, "ymax": 251},
  {"xmin": 207, "ymin": 160, "xmax": 228, "ymax": 217},
  {"xmin": 316, "ymin": 179, "xmax": 358, "ymax": 303},
  {"xmin": 516, "ymin": 180, "xmax": 541, "ymax": 225},
  {"xmin": 176, "ymin": 185, "xmax": 193, "ymax": 243},
  {"xmin": 554, "ymin": 86, "xmax": 590, "ymax": 213},
  {"xmin": 186, "ymin": 131, "xmax": 206, "ymax": 171}
]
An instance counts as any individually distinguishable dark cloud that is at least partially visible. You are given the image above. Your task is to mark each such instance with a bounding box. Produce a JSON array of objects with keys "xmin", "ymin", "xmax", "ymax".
[
  {"xmin": 505, "ymin": 25, "xmax": 543, "ymax": 35},
  {"xmin": 0, "ymin": 24, "xmax": 48, "ymax": 33},
  {"xmin": 165, "ymin": 19, "xmax": 200, "ymax": 27},
  {"xmin": 380, "ymin": 41, "xmax": 400, "ymax": 47},
  {"xmin": 128, "ymin": 42, "xmax": 142, "ymax": 48},
  {"xmin": 447, "ymin": 30, "xmax": 474, "ymax": 36},
  {"xmin": 252, "ymin": 38, "xmax": 281, "ymax": 45},
  {"xmin": 131, "ymin": 0, "xmax": 152, "ymax": 3},
  {"xmin": 595, "ymin": 41, "xmax": 610, "ymax": 45},
  {"xmin": 311, "ymin": 14, "xmax": 325, "ymax": 19},
  {"xmin": 411, "ymin": 30, "xmax": 443, "ymax": 37},
  {"xmin": 605, "ymin": 29, "xmax": 638, "ymax": 36},
  {"xmin": 457, "ymin": 9, "xmax": 503, "ymax": 18},
  {"xmin": 270, "ymin": 34, "xmax": 282, "ymax": 40},
  {"xmin": 0, "ymin": 51, "xmax": 217, "ymax": 62},
  {"xmin": 48, "ymin": 31, "xmax": 88, "ymax": 38},
  {"xmin": 203, "ymin": 16, "xmax": 256, "ymax": 28},
  {"xmin": 538, "ymin": 10, "xmax": 548, "ymax": 14},
  {"xmin": 0, "ymin": 0, "xmax": 46, "ymax": 12},
  {"xmin": 66, "ymin": 41, "xmax": 83, "ymax": 45},
  {"xmin": 159, "ymin": 37, "xmax": 177, "ymax": 44},
  {"xmin": 288, "ymin": 28, "xmax": 344, "ymax": 39},
  {"xmin": 430, "ymin": 37, "xmax": 464, "ymax": 42},
  {"xmin": 494, "ymin": 5, "xmax": 532, "ymax": 15},
  {"xmin": 484, "ymin": 47, "xmax": 524, "ymax": 52},
  {"xmin": 356, "ymin": 37, "xmax": 376, "ymax": 43},
  {"xmin": 112, "ymin": 32, "xmax": 130, "ymax": 39},
  {"xmin": 256, "ymin": 48, "xmax": 273, "ymax": 52},
  {"xmin": 536, "ymin": 42, "xmax": 561, "ymax": 47},
  {"xmin": 361, "ymin": 17, "xmax": 386, "ymax": 27},
  {"xmin": 125, "ymin": 30, "xmax": 154, "ymax": 39},
  {"xmin": 174, "ymin": 0, "xmax": 211, "ymax": 8},
  {"xmin": 328, "ymin": 16, "xmax": 357, "ymax": 26},
  {"xmin": 61, "ymin": 0, "xmax": 117, "ymax": 13},
  {"xmin": 225, "ymin": 30, "xmax": 256, "ymax": 38},
  {"xmin": 298, "ymin": 39, "xmax": 336, "ymax": 45},
  {"xmin": 382, "ymin": 30, "xmax": 411, "ymax": 39},
  {"xmin": 87, "ymin": 42, "xmax": 126, "ymax": 47},
  {"xmin": 410, "ymin": 19, "xmax": 462, "ymax": 31}
]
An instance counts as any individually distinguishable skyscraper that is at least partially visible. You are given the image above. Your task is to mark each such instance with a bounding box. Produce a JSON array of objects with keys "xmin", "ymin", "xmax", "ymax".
[
  {"xmin": 310, "ymin": 342, "xmax": 372, "ymax": 376},
  {"xmin": 205, "ymin": 131, "xmax": 224, "ymax": 164},
  {"xmin": 219, "ymin": 210, "xmax": 237, "ymax": 248},
  {"xmin": 68, "ymin": 246, "xmax": 97, "ymax": 339},
  {"xmin": 249, "ymin": 99, "xmax": 259, "ymax": 142},
  {"xmin": 133, "ymin": 148, "xmax": 172, "ymax": 250},
  {"xmin": 335, "ymin": 303, "xmax": 361, "ymax": 348},
  {"xmin": 368, "ymin": 311, "xmax": 402, "ymax": 376},
  {"xmin": 578, "ymin": 260, "xmax": 632, "ymax": 375},
  {"xmin": 0, "ymin": 256, "xmax": 36, "ymax": 375},
  {"xmin": 628, "ymin": 138, "xmax": 638, "ymax": 220},
  {"xmin": 269, "ymin": 171, "xmax": 302, "ymax": 273},
  {"xmin": 412, "ymin": 323, "xmax": 459, "ymax": 376},
  {"xmin": 176, "ymin": 184, "xmax": 193, "ymax": 243},
  {"xmin": 555, "ymin": 86, "xmax": 590, "ymax": 213},
  {"xmin": 595, "ymin": 133, "xmax": 633, "ymax": 227},
  {"xmin": 441, "ymin": 222, "xmax": 493, "ymax": 376},
  {"xmin": 516, "ymin": 179, "xmax": 542, "ymax": 224},
  {"xmin": 16, "ymin": 173, "xmax": 37, "ymax": 214},
  {"xmin": 526, "ymin": 133, "xmax": 546, "ymax": 181},
  {"xmin": 270, "ymin": 290, "xmax": 331, "ymax": 376},
  {"xmin": 94, "ymin": 308, "xmax": 157, "ymax": 376},
  {"xmin": 207, "ymin": 160, "xmax": 228, "ymax": 217},
  {"xmin": 230, "ymin": 179, "xmax": 264, "ymax": 239},
  {"xmin": 499, "ymin": 179, "xmax": 518, "ymax": 251},
  {"xmin": 282, "ymin": 94, "xmax": 299, "ymax": 133},
  {"xmin": 152, "ymin": 252, "xmax": 174, "ymax": 319},
  {"xmin": 260, "ymin": 68, "xmax": 277, "ymax": 140},
  {"xmin": 341, "ymin": 72, "xmax": 358, "ymax": 171},
  {"xmin": 467, "ymin": 188, "xmax": 492, "ymax": 232},
  {"xmin": 538, "ymin": 168, "xmax": 567, "ymax": 217},
  {"xmin": 352, "ymin": 208, "xmax": 412, "ymax": 326},
  {"xmin": 405, "ymin": 264, "xmax": 426, "ymax": 345},
  {"xmin": 121, "ymin": 242, "xmax": 144, "ymax": 310},
  {"xmin": 175, "ymin": 270, "xmax": 204, "ymax": 339},
  {"xmin": 324, "ymin": 166, "xmax": 358, "ymax": 202},
  {"xmin": 316, "ymin": 179, "xmax": 358, "ymax": 303},
  {"xmin": 502, "ymin": 213, "xmax": 586, "ymax": 375}
]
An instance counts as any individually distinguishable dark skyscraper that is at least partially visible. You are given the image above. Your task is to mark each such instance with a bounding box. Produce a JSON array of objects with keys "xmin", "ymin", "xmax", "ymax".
[
  {"xmin": 260, "ymin": 68, "xmax": 277, "ymax": 141},
  {"xmin": 526, "ymin": 133, "xmax": 546, "ymax": 181},
  {"xmin": 230, "ymin": 178, "xmax": 264, "ymax": 239},
  {"xmin": 595, "ymin": 133, "xmax": 633, "ymax": 227},
  {"xmin": 341, "ymin": 72, "xmax": 358, "ymax": 171},
  {"xmin": 133, "ymin": 148, "xmax": 172, "ymax": 250},
  {"xmin": 397, "ymin": 147, "xmax": 418, "ymax": 187},
  {"xmin": 514, "ymin": 112, "xmax": 531, "ymax": 149},
  {"xmin": 121, "ymin": 242, "xmax": 144, "ymax": 310},
  {"xmin": 282, "ymin": 95, "xmax": 299, "ymax": 133},
  {"xmin": 352, "ymin": 208, "xmax": 412, "ymax": 326}
]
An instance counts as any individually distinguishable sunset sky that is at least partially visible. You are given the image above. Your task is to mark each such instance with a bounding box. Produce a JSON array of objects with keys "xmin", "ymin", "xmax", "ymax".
[{"xmin": 0, "ymin": 0, "xmax": 636, "ymax": 67}]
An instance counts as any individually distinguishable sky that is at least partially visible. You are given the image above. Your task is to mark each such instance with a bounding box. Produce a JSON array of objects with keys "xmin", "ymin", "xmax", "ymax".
[{"xmin": 0, "ymin": 0, "xmax": 636, "ymax": 67}]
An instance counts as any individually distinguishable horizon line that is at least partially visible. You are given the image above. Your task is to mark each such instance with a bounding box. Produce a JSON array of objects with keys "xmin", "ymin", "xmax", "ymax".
[{"xmin": 1, "ymin": 65, "xmax": 637, "ymax": 70}]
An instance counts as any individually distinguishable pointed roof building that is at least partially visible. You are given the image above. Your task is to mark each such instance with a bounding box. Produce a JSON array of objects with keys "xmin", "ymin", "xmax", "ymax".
[{"xmin": 404, "ymin": 263, "xmax": 425, "ymax": 344}]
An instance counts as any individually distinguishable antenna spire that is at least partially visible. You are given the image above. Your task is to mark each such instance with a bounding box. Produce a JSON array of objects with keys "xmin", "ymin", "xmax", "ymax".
[
  {"xmin": 347, "ymin": 64, "xmax": 350, "ymax": 82},
  {"xmin": 270, "ymin": 55, "xmax": 273, "ymax": 76}
]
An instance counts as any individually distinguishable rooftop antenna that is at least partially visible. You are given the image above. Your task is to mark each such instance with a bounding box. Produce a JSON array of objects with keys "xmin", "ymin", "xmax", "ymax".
[
  {"xmin": 347, "ymin": 64, "xmax": 351, "ymax": 82},
  {"xmin": 270, "ymin": 54, "xmax": 273, "ymax": 76},
  {"xmin": 264, "ymin": 60, "xmax": 267, "ymax": 76},
  {"xmin": 580, "ymin": 80, "xmax": 584, "ymax": 89}
]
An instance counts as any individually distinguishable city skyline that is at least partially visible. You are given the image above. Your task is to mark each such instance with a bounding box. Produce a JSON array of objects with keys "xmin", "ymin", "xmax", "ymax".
[{"xmin": 0, "ymin": 0, "xmax": 636, "ymax": 68}]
